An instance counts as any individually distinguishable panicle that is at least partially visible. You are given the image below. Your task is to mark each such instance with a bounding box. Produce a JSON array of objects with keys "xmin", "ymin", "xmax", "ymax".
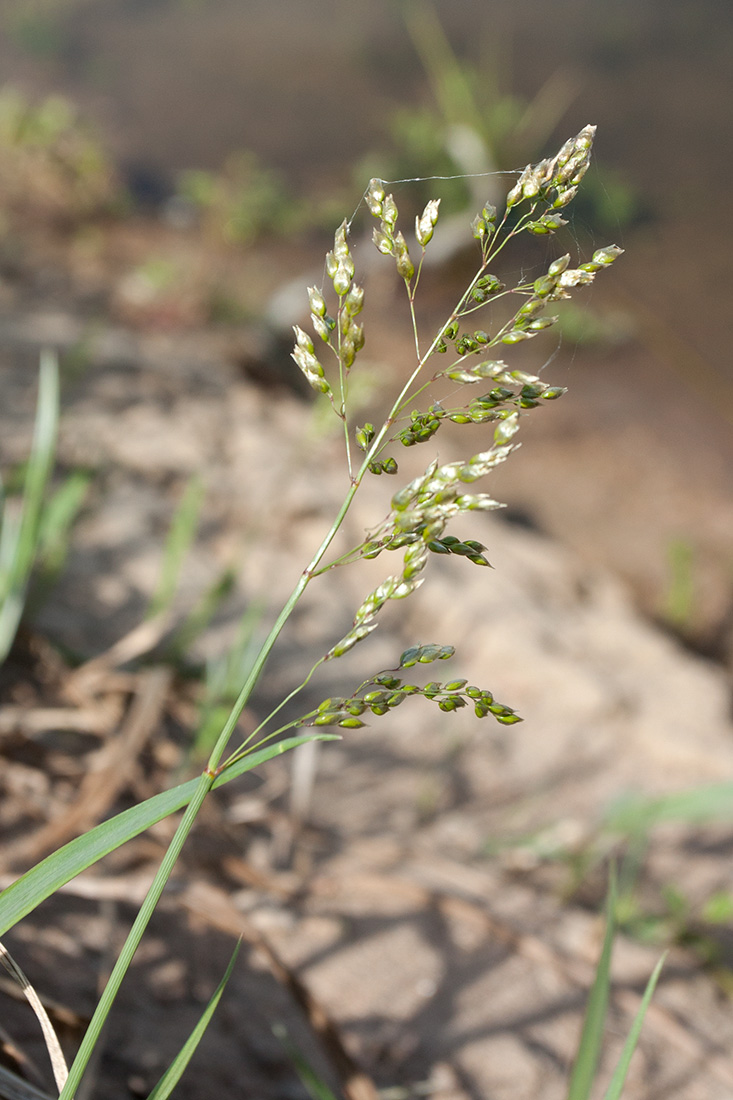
[{"xmin": 326, "ymin": 220, "xmax": 355, "ymax": 296}]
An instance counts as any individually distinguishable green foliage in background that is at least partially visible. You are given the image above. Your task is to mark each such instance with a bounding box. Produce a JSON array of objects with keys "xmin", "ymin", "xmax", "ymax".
[
  {"xmin": 177, "ymin": 151, "xmax": 291, "ymax": 245},
  {"xmin": 0, "ymin": 354, "xmax": 90, "ymax": 665},
  {"xmin": 0, "ymin": 85, "xmax": 122, "ymax": 226}
]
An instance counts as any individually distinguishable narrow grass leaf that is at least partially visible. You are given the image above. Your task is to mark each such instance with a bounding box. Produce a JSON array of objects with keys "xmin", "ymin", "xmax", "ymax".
[
  {"xmin": 147, "ymin": 475, "xmax": 205, "ymax": 618},
  {"xmin": 146, "ymin": 941, "xmax": 241, "ymax": 1100},
  {"xmin": 602, "ymin": 953, "xmax": 666, "ymax": 1100},
  {"xmin": 0, "ymin": 352, "xmax": 59, "ymax": 663},
  {"xmin": 0, "ymin": 506, "xmax": 21, "ymax": 601},
  {"xmin": 36, "ymin": 470, "xmax": 90, "ymax": 575},
  {"xmin": 606, "ymin": 783, "xmax": 733, "ymax": 834},
  {"xmin": 166, "ymin": 565, "xmax": 237, "ymax": 660},
  {"xmin": 0, "ymin": 734, "xmax": 338, "ymax": 936},
  {"xmin": 566, "ymin": 873, "xmax": 617, "ymax": 1100},
  {"xmin": 272, "ymin": 1023, "xmax": 339, "ymax": 1100},
  {"xmin": 192, "ymin": 600, "xmax": 266, "ymax": 759}
]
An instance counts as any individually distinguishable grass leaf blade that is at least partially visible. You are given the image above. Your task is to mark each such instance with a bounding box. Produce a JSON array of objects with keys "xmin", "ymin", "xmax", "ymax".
[
  {"xmin": 0, "ymin": 351, "xmax": 59, "ymax": 663},
  {"xmin": 146, "ymin": 941, "xmax": 241, "ymax": 1100},
  {"xmin": 0, "ymin": 734, "xmax": 338, "ymax": 936},
  {"xmin": 272, "ymin": 1023, "xmax": 339, "ymax": 1100},
  {"xmin": 566, "ymin": 872, "xmax": 617, "ymax": 1100},
  {"xmin": 148, "ymin": 475, "xmax": 205, "ymax": 619},
  {"xmin": 602, "ymin": 953, "xmax": 666, "ymax": 1100}
]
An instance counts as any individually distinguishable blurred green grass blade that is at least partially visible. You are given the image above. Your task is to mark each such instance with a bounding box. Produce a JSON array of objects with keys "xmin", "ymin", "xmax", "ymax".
[
  {"xmin": 37, "ymin": 470, "xmax": 90, "ymax": 575},
  {"xmin": 146, "ymin": 941, "xmax": 241, "ymax": 1100},
  {"xmin": 148, "ymin": 475, "xmax": 205, "ymax": 618},
  {"xmin": 0, "ymin": 351, "xmax": 59, "ymax": 663},
  {"xmin": 402, "ymin": 0, "xmax": 483, "ymax": 133},
  {"xmin": 192, "ymin": 599, "xmax": 266, "ymax": 759},
  {"xmin": 566, "ymin": 873, "xmax": 617, "ymax": 1100},
  {"xmin": 0, "ymin": 733, "xmax": 338, "ymax": 936},
  {"xmin": 602, "ymin": 953, "xmax": 665, "ymax": 1100},
  {"xmin": 663, "ymin": 538, "xmax": 695, "ymax": 628},
  {"xmin": 272, "ymin": 1024, "xmax": 339, "ymax": 1100},
  {"xmin": 0, "ymin": 506, "xmax": 22, "ymax": 598},
  {"xmin": 606, "ymin": 783, "xmax": 733, "ymax": 834},
  {"xmin": 166, "ymin": 566, "xmax": 237, "ymax": 660}
]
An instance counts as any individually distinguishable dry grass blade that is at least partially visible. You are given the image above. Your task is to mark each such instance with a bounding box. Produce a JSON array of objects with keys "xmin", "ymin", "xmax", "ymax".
[
  {"xmin": 0, "ymin": 701, "xmax": 122, "ymax": 739},
  {"xmin": 0, "ymin": 940, "xmax": 67, "ymax": 1094}
]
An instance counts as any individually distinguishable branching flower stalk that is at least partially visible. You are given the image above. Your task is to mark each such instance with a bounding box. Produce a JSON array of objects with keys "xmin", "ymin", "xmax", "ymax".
[
  {"xmin": 48, "ymin": 125, "xmax": 623, "ymax": 1099},
  {"xmin": 213, "ymin": 127, "xmax": 623, "ymax": 767}
]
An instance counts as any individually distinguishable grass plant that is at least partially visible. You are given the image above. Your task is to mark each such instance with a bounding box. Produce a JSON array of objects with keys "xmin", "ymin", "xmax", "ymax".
[
  {"xmin": 0, "ymin": 352, "xmax": 61, "ymax": 665},
  {"xmin": 0, "ymin": 354, "xmax": 91, "ymax": 665},
  {"xmin": 0, "ymin": 126, "xmax": 659, "ymax": 1098}
]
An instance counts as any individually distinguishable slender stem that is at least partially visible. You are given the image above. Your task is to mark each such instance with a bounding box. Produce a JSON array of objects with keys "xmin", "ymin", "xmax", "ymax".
[
  {"xmin": 60, "ymin": 437, "xmax": 370, "ymax": 1094},
  {"xmin": 223, "ymin": 655, "xmax": 325, "ymax": 765},
  {"xmin": 481, "ymin": 208, "xmax": 534, "ymax": 268},
  {"xmin": 336, "ymin": 295, "xmax": 354, "ymax": 480},
  {"xmin": 407, "ymin": 292, "xmax": 421, "ymax": 361},
  {"xmin": 310, "ymin": 544, "xmax": 368, "ymax": 575},
  {"xmin": 203, "ymin": 484, "xmax": 362, "ymax": 775},
  {"xmin": 391, "ymin": 376, "xmax": 440, "ymax": 422},
  {"xmin": 411, "ymin": 249, "xmax": 426, "ymax": 299},
  {"xmin": 58, "ymin": 774, "xmax": 213, "ymax": 1100},
  {"xmin": 221, "ymin": 709, "xmax": 324, "ymax": 771},
  {"xmin": 406, "ymin": 254, "xmax": 425, "ymax": 361}
]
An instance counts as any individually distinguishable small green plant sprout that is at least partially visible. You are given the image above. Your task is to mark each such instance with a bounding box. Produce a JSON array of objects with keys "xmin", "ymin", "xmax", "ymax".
[
  {"xmin": 0, "ymin": 128, "xmax": 625, "ymax": 1098},
  {"xmin": 567, "ymin": 874, "xmax": 666, "ymax": 1100},
  {"xmin": 0, "ymin": 352, "xmax": 89, "ymax": 666}
]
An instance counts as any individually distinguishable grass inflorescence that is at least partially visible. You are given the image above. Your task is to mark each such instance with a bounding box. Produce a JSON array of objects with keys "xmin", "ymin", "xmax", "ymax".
[{"xmin": 0, "ymin": 126, "xmax": 660, "ymax": 1100}]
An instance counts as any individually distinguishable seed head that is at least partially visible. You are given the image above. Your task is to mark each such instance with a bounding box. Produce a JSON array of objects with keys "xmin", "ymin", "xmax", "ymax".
[
  {"xmin": 366, "ymin": 178, "xmax": 385, "ymax": 217},
  {"xmin": 393, "ymin": 231, "xmax": 415, "ymax": 282},
  {"xmin": 415, "ymin": 198, "xmax": 440, "ymax": 247},
  {"xmin": 291, "ymin": 325, "xmax": 330, "ymax": 395},
  {"xmin": 307, "ymin": 286, "xmax": 327, "ymax": 317},
  {"xmin": 326, "ymin": 220, "xmax": 354, "ymax": 296},
  {"xmin": 382, "ymin": 193, "xmax": 398, "ymax": 232}
]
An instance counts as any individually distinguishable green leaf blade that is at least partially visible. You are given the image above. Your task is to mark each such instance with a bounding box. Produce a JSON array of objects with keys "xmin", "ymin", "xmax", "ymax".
[
  {"xmin": 147, "ymin": 475, "xmax": 205, "ymax": 619},
  {"xmin": 273, "ymin": 1024, "xmax": 339, "ymax": 1100},
  {"xmin": 146, "ymin": 941, "xmax": 241, "ymax": 1100},
  {"xmin": 566, "ymin": 873, "xmax": 617, "ymax": 1100},
  {"xmin": 0, "ymin": 351, "xmax": 60, "ymax": 663},
  {"xmin": 602, "ymin": 953, "xmax": 666, "ymax": 1100},
  {"xmin": 0, "ymin": 734, "xmax": 337, "ymax": 936}
]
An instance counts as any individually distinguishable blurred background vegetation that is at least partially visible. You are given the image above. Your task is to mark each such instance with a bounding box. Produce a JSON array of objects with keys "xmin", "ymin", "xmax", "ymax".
[{"xmin": 0, "ymin": 0, "xmax": 731, "ymax": 657}]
